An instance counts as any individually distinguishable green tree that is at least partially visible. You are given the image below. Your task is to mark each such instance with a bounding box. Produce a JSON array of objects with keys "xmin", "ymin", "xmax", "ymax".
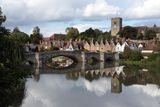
[
  {"xmin": 119, "ymin": 26, "xmax": 138, "ymax": 39},
  {"xmin": 121, "ymin": 47, "xmax": 132, "ymax": 60},
  {"xmin": 0, "ymin": 7, "xmax": 31, "ymax": 107},
  {"xmin": 145, "ymin": 30, "xmax": 156, "ymax": 40},
  {"xmin": 136, "ymin": 32, "xmax": 143, "ymax": 40},
  {"xmin": 129, "ymin": 51, "xmax": 143, "ymax": 61},
  {"xmin": 0, "ymin": 7, "xmax": 6, "ymax": 26},
  {"xmin": 65, "ymin": 27, "xmax": 79, "ymax": 40},
  {"xmin": 30, "ymin": 26, "xmax": 43, "ymax": 44},
  {"xmin": 121, "ymin": 47, "xmax": 143, "ymax": 61},
  {"xmin": 97, "ymin": 31, "xmax": 111, "ymax": 41},
  {"xmin": 10, "ymin": 27, "xmax": 30, "ymax": 44},
  {"xmin": 80, "ymin": 28, "xmax": 96, "ymax": 41}
]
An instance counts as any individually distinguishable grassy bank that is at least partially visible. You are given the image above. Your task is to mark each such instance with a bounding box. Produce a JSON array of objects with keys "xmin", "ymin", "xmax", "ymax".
[{"xmin": 119, "ymin": 53, "xmax": 160, "ymax": 68}]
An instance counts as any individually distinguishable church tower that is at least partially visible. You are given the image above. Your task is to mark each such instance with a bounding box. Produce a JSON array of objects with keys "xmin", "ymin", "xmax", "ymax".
[{"xmin": 111, "ymin": 17, "xmax": 122, "ymax": 37}]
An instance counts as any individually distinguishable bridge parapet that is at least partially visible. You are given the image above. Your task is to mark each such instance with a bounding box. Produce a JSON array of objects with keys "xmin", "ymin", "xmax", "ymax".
[{"xmin": 25, "ymin": 51, "xmax": 118, "ymax": 68}]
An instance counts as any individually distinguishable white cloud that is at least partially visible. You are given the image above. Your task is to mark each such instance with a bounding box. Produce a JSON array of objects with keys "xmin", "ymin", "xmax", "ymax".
[
  {"xmin": 0, "ymin": 0, "xmax": 120, "ymax": 26},
  {"xmin": 125, "ymin": 0, "xmax": 160, "ymax": 19},
  {"xmin": 83, "ymin": 0, "xmax": 120, "ymax": 18},
  {"xmin": 1, "ymin": 0, "xmax": 160, "ymax": 35},
  {"xmin": 73, "ymin": 24, "xmax": 101, "ymax": 32}
]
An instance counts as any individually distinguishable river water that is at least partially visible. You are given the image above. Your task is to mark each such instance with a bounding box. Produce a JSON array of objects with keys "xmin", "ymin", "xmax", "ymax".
[{"xmin": 21, "ymin": 64, "xmax": 160, "ymax": 107}]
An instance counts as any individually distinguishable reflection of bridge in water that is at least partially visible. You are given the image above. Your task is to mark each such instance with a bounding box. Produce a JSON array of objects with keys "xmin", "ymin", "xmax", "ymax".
[
  {"xmin": 34, "ymin": 63, "xmax": 160, "ymax": 94},
  {"xmin": 34, "ymin": 62, "xmax": 126, "ymax": 94}
]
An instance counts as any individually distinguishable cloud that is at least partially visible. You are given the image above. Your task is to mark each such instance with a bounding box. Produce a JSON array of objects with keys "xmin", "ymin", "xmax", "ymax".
[
  {"xmin": 0, "ymin": 0, "xmax": 120, "ymax": 26},
  {"xmin": 1, "ymin": 0, "xmax": 160, "ymax": 35},
  {"xmin": 125, "ymin": 0, "xmax": 160, "ymax": 19},
  {"xmin": 73, "ymin": 24, "xmax": 101, "ymax": 32},
  {"xmin": 83, "ymin": 0, "xmax": 120, "ymax": 18}
]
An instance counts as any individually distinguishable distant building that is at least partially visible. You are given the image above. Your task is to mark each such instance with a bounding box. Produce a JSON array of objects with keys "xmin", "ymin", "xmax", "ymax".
[
  {"xmin": 40, "ymin": 33, "xmax": 66, "ymax": 50},
  {"xmin": 111, "ymin": 17, "xmax": 122, "ymax": 37},
  {"xmin": 111, "ymin": 17, "xmax": 160, "ymax": 41}
]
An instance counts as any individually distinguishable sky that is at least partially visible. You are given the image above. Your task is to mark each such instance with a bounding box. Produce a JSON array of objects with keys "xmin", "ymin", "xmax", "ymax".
[{"xmin": 1, "ymin": 0, "xmax": 160, "ymax": 37}]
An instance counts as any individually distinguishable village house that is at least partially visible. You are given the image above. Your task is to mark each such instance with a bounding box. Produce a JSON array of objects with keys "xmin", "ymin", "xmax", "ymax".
[
  {"xmin": 83, "ymin": 39, "xmax": 116, "ymax": 53},
  {"xmin": 39, "ymin": 33, "xmax": 66, "ymax": 50},
  {"xmin": 65, "ymin": 40, "xmax": 83, "ymax": 51},
  {"xmin": 99, "ymin": 39, "xmax": 106, "ymax": 52},
  {"xmin": 105, "ymin": 40, "xmax": 112, "ymax": 52},
  {"xmin": 115, "ymin": 42, "xmax": 122, "ymax": 53},
  {"xmin": 141, "ymin": 39, "xmax": 158, "ymax": 57},
  {"xmin": 83, "ymin": 41, "xmax": 90, "ymax": 51}
]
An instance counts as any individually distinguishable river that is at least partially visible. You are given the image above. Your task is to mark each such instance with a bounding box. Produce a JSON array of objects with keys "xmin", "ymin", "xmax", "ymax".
[{"xmin": 20, "ymin": 63, "xmax": 160, "ymax": 107}]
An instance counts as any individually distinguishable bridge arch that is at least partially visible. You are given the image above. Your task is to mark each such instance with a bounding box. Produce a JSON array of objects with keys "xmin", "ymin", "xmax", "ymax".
[{"xmin": 40, "ymin": 51, "xmax": 81, "ymax": 63}]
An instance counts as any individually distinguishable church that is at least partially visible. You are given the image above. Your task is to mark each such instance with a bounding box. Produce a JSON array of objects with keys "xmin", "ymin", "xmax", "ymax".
[{"xmin": 111, "ymin": 17, "xmax": 160, "ymax": 41}]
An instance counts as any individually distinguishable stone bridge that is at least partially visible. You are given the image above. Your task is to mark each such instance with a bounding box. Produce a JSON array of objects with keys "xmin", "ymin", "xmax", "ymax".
[{"xmin": 25, "ymin": 50, "xmax": 119, "ymax": 68}]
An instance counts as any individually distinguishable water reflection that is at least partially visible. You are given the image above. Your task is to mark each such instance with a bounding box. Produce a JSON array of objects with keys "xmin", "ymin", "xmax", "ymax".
[{"xmin": 21, "ymin": 64, "xmax": 160, "ymax": 107}]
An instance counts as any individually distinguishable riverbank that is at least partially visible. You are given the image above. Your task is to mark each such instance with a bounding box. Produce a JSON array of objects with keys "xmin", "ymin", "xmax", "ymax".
[
  {"xmin": 120, "ymin": 52, "xmax": 160, "ymax": 65},
  {"xmin": 0, "ymin": 63, "xmax": 33, "ymax": 107}
]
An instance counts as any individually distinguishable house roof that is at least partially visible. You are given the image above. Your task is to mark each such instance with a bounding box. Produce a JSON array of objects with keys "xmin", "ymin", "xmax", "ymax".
[{"xmin": 49, "ymin": 34, "xmax": 66, "ymax": 41}]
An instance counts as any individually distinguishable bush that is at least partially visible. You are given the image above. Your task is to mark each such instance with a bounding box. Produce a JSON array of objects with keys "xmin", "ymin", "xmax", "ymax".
[
  {"xmin": 121, "ymin": 47, "xmax": 143, "ymax": 61},
  {"xmin": 121, "ymin": 47, "xmax": 132, "ymax": 60},
  {"xmin": 129, "ymin": 51, "xmax": 143, "ymax": 61}
]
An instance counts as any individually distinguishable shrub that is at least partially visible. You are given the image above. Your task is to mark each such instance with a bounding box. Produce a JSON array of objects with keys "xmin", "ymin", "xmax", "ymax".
[
  {"xmin": 121, "ymin": 47, "xmax": 143, "ymax": 61},
  {"xmin": 129, "ymin": 51, "xmax": 143, "ymax": 61}
]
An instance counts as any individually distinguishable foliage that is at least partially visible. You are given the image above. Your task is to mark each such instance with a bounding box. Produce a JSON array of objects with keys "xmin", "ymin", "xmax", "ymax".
[
  {"xmin": 80, "ymin": 28, "xmax": 97, "ymax": 40},
  {"xmin": 10, "ymin": 27, "xmax": 30, "ymax": 44},
  {"xmin": 121, "ymin": 47, "xmax": 143, "ymax": 61},
  {"xmin": 129, "ymin": 51, "xmax": 143, "ymax": 61},
  {"xmin": 64, "ymin": 27, "xmax": 111, "ymax": 41},
  {"xmin": 0, "ymin": 7, "xmax": 6, "ymax": 25},
  {"xmin": 121, "ymin": 47, "xmax": 132, "ymax": 60},
  {"xmin": 0, "ymin": 8, "xmax": 31, "ymax": 106},
  {"xmin": 145, "ymin": 30, "xmax": 156, "ymax": 40},
  {"xmin": 97, "ymin": 32, "xmax": 111, "ymax": 41},
  {"xmin": 119, "ymin": 26, "xmax": 138, "ymax": 39},
  {"xmin": 79, "ymin": 28, "xmax": 111, "ymax": 41},
  {"xmin": 30, "ymin": 26, "xmax": 43, "ymax": 44},
  {"xmin": 147, "ymin": 53, "xmax": 160, "ymax": 61},
  {"xmin": 136, "ymin": 32, "xmax": 143, "ymax": 40},
  {"xmin": 65, "ymin": 27, "xmax": 79, "ymax": 40}
]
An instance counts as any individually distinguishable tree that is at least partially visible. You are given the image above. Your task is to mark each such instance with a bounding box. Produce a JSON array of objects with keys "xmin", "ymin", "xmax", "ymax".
[
  {"xmin": 0, "ymin": 8, "xmax": 24, "ymax": 65},
  {"xmin": 121, "ymin": 47, "xmax": 143, "ymax": 61},
  {"xmin": 129, "ymin": 51, "xmax": 143, "ymax": 61},
  {"xmin": 30, "ymin": 26, "xmax": 43, "ymax": 44},
  {"xmin": 80, "ymin": 28, "xmax": 96, "ymax": 41},
  {"xmin": 94, "ymin": 29, "xmax": 103, "ymax": 38},
  {"xmin": 0, "ymin": 7, "xmax": 6, "ymax": 26},
  {"xmin": 97, "ymin": 31, "xmax": 111, "ymax": 41},
  {"xmin": 65, "ymin": 27, "xmax": 79, "ymax": 40},
  {"xmin": 145, "ymin": 30, "xmax": 156, "ymax": 40},
  {"xmin": 10, "ymin": 27, "xmax": 30, "ymax": 44},
  {"xmin": 121, "ymin": 47, "xmax": 132, "ymax": 60},
  {"xmin": 13, "ymin": 26, "xmax": 20, "ymax": 32},
  {"xmin": 136, "ymin": 32, "xmax": 143, "ymax": 40},
  {"xmin": 119, "ymin": 26, "xmax": 138, "ymax": 39}
]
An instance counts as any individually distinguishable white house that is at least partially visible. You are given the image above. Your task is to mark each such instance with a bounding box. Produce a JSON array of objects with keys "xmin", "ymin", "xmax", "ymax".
[
  {"xmin": 115, "ymin": 42, "xmax": 122, "ymax": 53},
  {"xmin": 65, "ymin": 42, "xmax": 79, "ymax": 51},
  {"xmin": 121, "ymin": 41, "xmax": 129, "ymax": 52},
  {"xmin": 138, "ymin": 43, "xmax": 144, "ymax": 50}
]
